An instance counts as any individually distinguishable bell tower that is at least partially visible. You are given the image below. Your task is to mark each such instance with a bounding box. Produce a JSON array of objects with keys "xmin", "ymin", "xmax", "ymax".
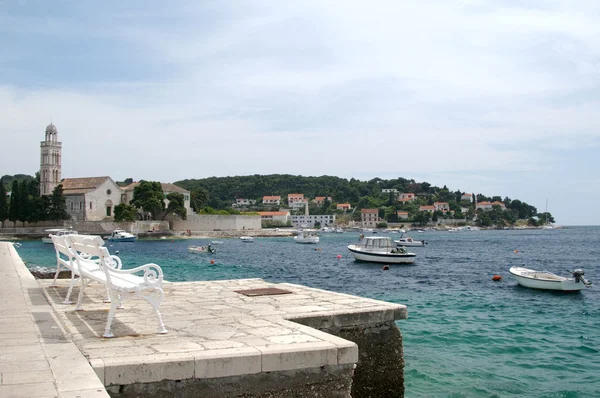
[{"xmin": 40, "ymin": 123, "xmax": 62, "ymax": 195}]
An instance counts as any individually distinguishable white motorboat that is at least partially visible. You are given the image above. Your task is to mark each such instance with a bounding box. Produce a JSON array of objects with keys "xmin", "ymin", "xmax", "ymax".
[
  {"xmin": 294, "ymin": 230, "xmax": 319, "ymax": 244},
  {"xmin": 348, "ymin": 237, "xmax": 416, "ymax": 264},
  {"xmin": 240, "ymin": 236, "xmax": 254, "ymax": 243},
  {"xmin": 107, "ymin": 229, "xmax": 137, "ymax": 242},
  {"xmin": 509, "ymin": 267, "xmax": 592, "ymax": 292},
  {"xmin": 41, "ymin": 228, "xmax": 78, "ymax": 244},
  {"xmin": 188, "ymin": 245, "xmax": 216, "ymax": 254},
  {"xmin": 394, "ymin": 235, "xmax": 427, "ymax": 247}
]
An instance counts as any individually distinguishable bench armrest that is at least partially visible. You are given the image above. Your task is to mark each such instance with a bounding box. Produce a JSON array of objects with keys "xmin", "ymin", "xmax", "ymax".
[{"xmin": 106, "ymin": 263, "xmax": 164, "ymax": 286}]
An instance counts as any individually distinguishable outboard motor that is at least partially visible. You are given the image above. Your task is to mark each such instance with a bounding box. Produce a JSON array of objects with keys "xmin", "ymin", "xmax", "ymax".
[{"xmin": 568, "ymin": 269, "xmax": 592, "ymax": 287}]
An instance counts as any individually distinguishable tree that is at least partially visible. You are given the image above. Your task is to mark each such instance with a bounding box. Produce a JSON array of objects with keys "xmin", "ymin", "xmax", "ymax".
[
  {"xmin": 48, "ymin": 184, "xmax": 70, "ymax": 221},
  {"xmin": 0, "ymin": 178, "xmax": 8, "ymax": 227},
  {"xmin": 18, "ymin": 181, "xmax": 29, "ymax": 226},
  {"xmin": 190, "ymin": 188, "xmax": 209, "ymax": 212},
  {"xmin": 8, "ymin": 180, "xmax": 20, "ymax": 227},
  {"xmin": 113, "ymin": 203, "xmax": 137, "ymax": 222},
  {"xmin": 130, "ymin": 181, "xmax": 165, "ymax": 220},
  {"xmin": 162, "ymin": 192, "xmax": 187, "ymax": 220}
]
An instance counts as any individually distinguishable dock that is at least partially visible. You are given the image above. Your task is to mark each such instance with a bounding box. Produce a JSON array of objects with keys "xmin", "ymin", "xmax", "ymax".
[{"xmin": 0, "ymin": 242, "xmax": 408, "ymax": 397}]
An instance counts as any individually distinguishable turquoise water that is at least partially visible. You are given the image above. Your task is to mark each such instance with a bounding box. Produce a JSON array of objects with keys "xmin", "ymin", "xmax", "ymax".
[{"xmin": 15, "ymin": 227, "xmax": 600, "ymax": 397}]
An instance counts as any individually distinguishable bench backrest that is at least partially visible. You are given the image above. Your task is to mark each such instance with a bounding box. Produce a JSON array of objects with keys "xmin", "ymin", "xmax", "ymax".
[
  {"xmin": 51, "ymin": 235, "xmax": 75, "ymax": 271},
  {"xmin": 67, "ymin": 235, "xmax": 116, "ymax": 285}
]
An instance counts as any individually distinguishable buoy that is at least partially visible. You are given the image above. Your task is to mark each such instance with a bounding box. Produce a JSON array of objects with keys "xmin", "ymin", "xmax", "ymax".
[
  {"xmin": 210, "ymin": 260, "xmax": 215, "ymax": 264},
  {"xmin": 383, "ymin": 265, "xmax": 390, "ymax": 270},
  {"xmin": 115, "ymin": 250, "xmax": 119, "ymax": 255},
  {"xmin": 336, "ymin": 254, "xmax": 342, "ymax": 259},
  {"xmin": 492, "ymin": 275, "xmax": 502, "ymax": 281},
  {"xmin": 514, "ymin": 249, "xmax": 519, "ymax": 253}
]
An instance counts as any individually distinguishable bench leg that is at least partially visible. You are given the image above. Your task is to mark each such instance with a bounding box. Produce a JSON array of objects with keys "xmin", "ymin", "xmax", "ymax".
[
  {"xmin": 103, "ymin": 290, "xmax": 119, "ymax": 338},
  {"xmin": 49, "ymin": 264, "xmax": 64, "ymax": 287},
  {"xmin": 140, "ymin": 289, "xmax": 167, "ymax": 334},
  {"xmin": 74, "ymin": 276, "xmax": 87, "ymax": 311},
  {"xmin": 63, "ymin": 271, "xmax": 77, "ymax": 304},
  {"xmin": 103, "ymin": 285, "xmax": 111, "ymax": 303}
]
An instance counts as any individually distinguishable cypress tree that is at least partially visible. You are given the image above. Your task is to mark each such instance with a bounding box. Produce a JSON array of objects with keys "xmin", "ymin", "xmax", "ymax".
[
  {"xmin": 18, "ymin": 181, "xmax": 30, "ymax": 227},
  {"xmin": 0, "ymin": 178, "xmax": 8, "ymax": 228},
  {"xmin": 8, "ymin": 180, "xmax": 20, "ymax": 227},
  {"xmin": 49, "ymin": 184, "xmax": 69, "ymax": 221}
]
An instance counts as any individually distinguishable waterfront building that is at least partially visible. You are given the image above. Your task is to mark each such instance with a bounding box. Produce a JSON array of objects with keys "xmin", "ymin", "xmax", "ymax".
[
  {"xmin": 62, "ymin": 176, "xmax": 122, "ymax": 221},
  {"xmin": 290, "ymin": 214, "xmax": 335, "ymax": 228},
  {"xmin": 39, "ymin": 123, "xmax": 62, "ymax": 195},
  {"xmin": 258, "ymin": 211, "xmax": 290, "ymax": 224},
  {"xmin": 361, "ymin": 208, "xmax": 380, "ymax": 227}
]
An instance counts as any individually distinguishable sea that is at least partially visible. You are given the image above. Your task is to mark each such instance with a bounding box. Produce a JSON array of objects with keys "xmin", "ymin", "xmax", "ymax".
[{"xmin": 15, "ymin": 227, "xmax": 600, "ymax": 397}]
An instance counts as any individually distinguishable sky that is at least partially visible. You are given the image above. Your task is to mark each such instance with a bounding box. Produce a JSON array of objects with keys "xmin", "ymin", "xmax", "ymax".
[{"xmin": 1, "ymin": 0, "xmax": 599, "ymax": 225}]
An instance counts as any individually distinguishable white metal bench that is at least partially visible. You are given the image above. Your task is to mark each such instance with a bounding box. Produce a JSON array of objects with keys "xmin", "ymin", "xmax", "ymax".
[
  {"xmin": 50, "ymin": 235, "xmax": 121, "ymax": 308},
  {"xmin": 66, "ymin": 235, "xmax": 167, "ymax": 338}
]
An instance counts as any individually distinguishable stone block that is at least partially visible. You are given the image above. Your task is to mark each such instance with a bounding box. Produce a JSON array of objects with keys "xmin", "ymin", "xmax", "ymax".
[
  {"xmin": 104, "ymin": 353, "xmax": 195, "ymax": 385},
  {"xmin": 259, "ymin": 341, "xmax": 338, "ymax": 372},
  {"xmin": 194, "ymin": 347, "xmax": 262, "ymax": 379}
]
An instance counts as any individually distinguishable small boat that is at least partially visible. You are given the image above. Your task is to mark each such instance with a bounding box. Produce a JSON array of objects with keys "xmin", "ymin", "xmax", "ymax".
[
  {"xmin": 42, "ymin": 228, "xmax": 78, "ymax": 244},
  {"xmin": 509, "ymin": 267, "xmax": 592, "ymax": 292},
  {"xmin": 394, "ymin": 235, "xmax": 427, "ymax": 247},
  {"xmin": 107, "ymin": 229, "xmax": 137, "ymax": 242},
  {"xmin": 348, "ymin": 237, "xmax": 416, "ymax": 264},
  {"xmin": 188, "ymin": 245, "xmax": 217, "ymax": 254},
  {"xmin": 240, "ymin": 236, "xmax": 254, "ymax": 243},
  {"xmin": 294, "ymin": 230, "xmax": 319, "ymax": 244}
]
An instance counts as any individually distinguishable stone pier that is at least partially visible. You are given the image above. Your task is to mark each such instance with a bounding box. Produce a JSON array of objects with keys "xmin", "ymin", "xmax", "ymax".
[{"xmin": 0, "ymin": 242, "xmax": 408, "ymax": 397}]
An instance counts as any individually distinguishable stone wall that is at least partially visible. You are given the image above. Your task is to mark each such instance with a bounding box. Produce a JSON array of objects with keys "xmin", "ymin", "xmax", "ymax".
[
  {"xmin": 106, "ymin": 365, "xmax": 354, "ymax": 398},
  {"xmin": 169, "ymin": 214, "xmax": 262, "ymax": 231}
]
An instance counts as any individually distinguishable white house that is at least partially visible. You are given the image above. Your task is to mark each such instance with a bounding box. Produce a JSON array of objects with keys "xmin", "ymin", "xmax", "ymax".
[
  {"xmin": 291, "ymin": 214, "xmax": 335, "ymax": 228},
  {"xmin": 263, "ymin": 195, "xmax": 281, "ymax": 206},
  {"xmin": 398, "ymin": 193, "xmax": 416, "ymax": 202},
  {"xmin": 337, "ymin": 203, "xmax": 352, "ymax": 212},
  {"xmin": 313, "ymin": 196, "xmax": 332, "ymax": 205},
  {"xmin": 397, "ymin": 211, "xmax": 409, "ymax": 220},
  {"xmin": 288, "ymin": 193, "xmax": 304, "ymax": 204},
  {"xmin": 419, "ymin": 205, "xmax": 435, "ymax": 212},
  {"xmin": 461, "ymin": 193, "xmax": 473, "ymax": 202},
  {"xmin": 233, "ymin": 198, "xmax": 256, "ymax": 208},
  {"xmin": 476, "ymin": 201, "xmax": 506, "ymax": 211},
  {"xmin": 62, "ymin": 176, "xmax": 123, "ymax": 221},
  {"xmin": 434, "ymin": 202, "xmax": 450, "ymax": 213},
  {"xmin": 382, "ymin": 189, "xmax": 398, "ymax": 193},
  {"xmin": 290, "ymin": 199, "xmax": 308, "ymax": 209}
]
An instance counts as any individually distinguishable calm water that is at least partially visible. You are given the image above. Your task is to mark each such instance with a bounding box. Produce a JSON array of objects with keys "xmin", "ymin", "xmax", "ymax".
[{"xmin": 15, "ymin": 227, "xmax": 600, "ymax": 397}]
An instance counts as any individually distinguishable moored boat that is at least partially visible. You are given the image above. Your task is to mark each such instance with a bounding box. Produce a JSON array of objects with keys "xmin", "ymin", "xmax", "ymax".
[
  {"xmin": 41, "ymin": 228, "xmax": 78, "ymax": 244},
  {"xmin": 240, "ymin": 236, "xmax": 254, "ymax": 243},
  {"xmin": 394, "ymin": 235, "xmax": 426, "ymax": 247},
  {"xmin": 107, "ymin": 229, "xmax": 137, "ymax": 242},
  {"xmin": 294, "ymin": 230, "xmax": 319, "ymax": 244},
  {"xmin": 348, "ymin": 237, "xmax": 416, "ymax": 264},
  {"xmin": 188, "ymin": 245, "xmax": 216, "ymax": 254},
  {"xmin": 509, "ymin": 267, "xmax": 592, "ymax": 292}
]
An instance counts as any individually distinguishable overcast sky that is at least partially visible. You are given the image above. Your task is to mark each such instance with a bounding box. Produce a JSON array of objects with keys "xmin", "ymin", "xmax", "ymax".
[{"xmin": 1, "ymin": 1, "xmax": 599, "ymax": 224}]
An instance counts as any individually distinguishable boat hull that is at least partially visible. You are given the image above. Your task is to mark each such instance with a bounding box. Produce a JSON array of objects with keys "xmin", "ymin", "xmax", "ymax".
[
  {"xmin": 509, "ymin": 267, "xmax": 586, "ymax": 292},
  {"xmin": 294, "ymin": 237, "xmax": 319, "ymax": 244},
  {"xmin": 41, "ymin": 237, "xmax": 53, "ymax": 244},
  {"xmin": 348, "ymin": 246, "xmax": 416, "ymax": 264},
  {"xmin": 107, "ymin": 237, "xmax": 137, "ymax": 242},
  {"xmin": 394, "ymin": 241, "xmax": 425, "ymax": 247}
]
